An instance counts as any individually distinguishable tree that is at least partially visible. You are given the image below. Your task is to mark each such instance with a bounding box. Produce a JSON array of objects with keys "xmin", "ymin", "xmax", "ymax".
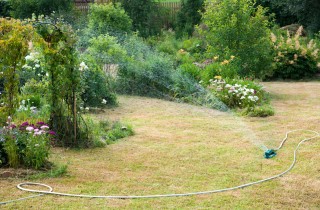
[
  {"xmin": 200, "ymin": 0, "xmax": 274, "ymax": 78},
  {"xmin": 176, "ymin": 0, "xmax": 204, "ymax": 38}
]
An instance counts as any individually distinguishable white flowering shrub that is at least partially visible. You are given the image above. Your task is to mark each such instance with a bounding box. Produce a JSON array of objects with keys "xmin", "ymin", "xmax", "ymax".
[
  {"xmin": 270, "ymin": 26, "xmax": 319, "ymax": 79},
  {"xmin": 208, "ymin": 76, "xmax": 266, "ymax": 109}
]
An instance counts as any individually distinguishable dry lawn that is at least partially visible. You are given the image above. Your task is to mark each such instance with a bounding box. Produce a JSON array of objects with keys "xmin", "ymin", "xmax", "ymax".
[{"xmin": 1, "ymin": 82, "xmax": 320, "ymax": 209}]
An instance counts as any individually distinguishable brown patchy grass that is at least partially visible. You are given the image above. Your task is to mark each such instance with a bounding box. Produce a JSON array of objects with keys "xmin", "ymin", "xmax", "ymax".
[{"xmin": 1, "ymin": 82, "xmax": 320, "ymax": 209}]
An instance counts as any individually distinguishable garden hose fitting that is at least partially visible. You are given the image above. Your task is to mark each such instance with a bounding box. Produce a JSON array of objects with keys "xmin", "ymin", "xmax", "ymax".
[{"xmin": 264, "ymin": 149, "xmax": 277, "ymax": 159}]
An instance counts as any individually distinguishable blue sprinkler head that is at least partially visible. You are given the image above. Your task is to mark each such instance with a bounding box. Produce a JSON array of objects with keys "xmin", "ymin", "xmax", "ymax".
[{"xmin": 264, "ymin": 149, "xmax": 277, "ymax": 159}]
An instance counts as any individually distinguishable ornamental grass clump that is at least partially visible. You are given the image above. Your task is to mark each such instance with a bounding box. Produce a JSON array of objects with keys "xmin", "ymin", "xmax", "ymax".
[
  {"xmin": 0, "ymin": 116, "xmax": 55, "ymax": 169},
  {"xmin": 270, "ymin": 26, "xmax": 320, "ymax": 79}
]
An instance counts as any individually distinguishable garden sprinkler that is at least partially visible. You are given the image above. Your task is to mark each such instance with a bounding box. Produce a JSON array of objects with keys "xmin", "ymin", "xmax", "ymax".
[{"xmin": 264, "ymin": 149, "xmax": 277, "ymax": 159}]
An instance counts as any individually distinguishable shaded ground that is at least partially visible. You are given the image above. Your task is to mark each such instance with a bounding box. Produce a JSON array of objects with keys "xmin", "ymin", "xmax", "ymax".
[{"xmin": 1, "ymin": 82, "xmax": 320, "ymax": 209}]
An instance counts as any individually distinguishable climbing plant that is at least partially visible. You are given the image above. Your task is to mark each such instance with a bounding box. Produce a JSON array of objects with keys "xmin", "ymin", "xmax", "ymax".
[
  {"xmin": 0, "ymin": 18, "xmax": 39, "ymax": 122},
  {"xmin": 34, "ymin": 15, "xmax": 89, "ymax": 147}
]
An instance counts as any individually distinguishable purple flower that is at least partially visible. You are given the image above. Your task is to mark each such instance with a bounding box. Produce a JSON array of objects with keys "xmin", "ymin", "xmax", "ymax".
[
  {"xmin": 48, "ymin": 131, "xmax": 56, "ymax": 136},
  {"xmin": 37, "ymin": 122, "xmax": 45, "ymax": 125},
  {"xmin": 9, "ymin": 124, "xmax": 16, "ymax": 129},
  {"xmin": 21, "ymin": 122, "xmax": 29, "ymax": 127}
]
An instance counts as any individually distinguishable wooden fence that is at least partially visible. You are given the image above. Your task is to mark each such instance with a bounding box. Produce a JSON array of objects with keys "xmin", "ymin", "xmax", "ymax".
[{"xmin": 74, "ymin": 0, "xmax": 181, "ymax": 27}]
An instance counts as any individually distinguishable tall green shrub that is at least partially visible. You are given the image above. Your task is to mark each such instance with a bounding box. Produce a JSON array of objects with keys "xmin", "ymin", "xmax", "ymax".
[
  {"xmin": 176, "ymin": 0, "xmax": 204, "ymax": 38},
  {"xmin": 200, "ymin": 0, "xmax": 274, "ymax": 79},
  {"xmin": 79, "ymin": 34, "xmax": 125, "ymax": 107},
  {"xmin": 0, "ymin": 18, "xmax": 38, "ymax": 121}
]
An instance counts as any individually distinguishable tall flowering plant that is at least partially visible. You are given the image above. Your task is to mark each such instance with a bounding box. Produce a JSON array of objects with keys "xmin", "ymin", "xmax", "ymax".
[{"xmin": 270, "ymin": 26, "xmax": 319, "ymax": 79}]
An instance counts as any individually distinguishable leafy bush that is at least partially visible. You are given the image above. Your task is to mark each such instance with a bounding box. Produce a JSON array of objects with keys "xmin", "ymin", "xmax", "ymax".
[
  {"xmin": 86, "ymin": 3, "xmax": 132, "ymax": 38},
  {"xmin": 79, "ymin": 61, "xmax": 117, "ymax": 108},
  {"xmin": 269, "ymin": 26, "xmax": 319, "ymax": 80},
  {"xmin": 0, "ymin": 117, "xmax": 55, "ymax": 169},
  {"xmin": 86, "ymin": 34, "xmax": 127, "ymax": 65},
  {"xmin": 179, "ymin": 63, "xmax": 201, "ymax": 80},
  {"xmin": 79, "ymin": 34, "xmax": 125, "ymax": 107},
  {"xmin": 200, "ymin": 0, "xmax": 274, "ymax": 79}
]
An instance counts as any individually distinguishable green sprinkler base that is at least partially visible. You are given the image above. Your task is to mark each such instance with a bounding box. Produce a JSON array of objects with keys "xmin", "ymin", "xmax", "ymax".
[{"xmin": 264, "ymin": 149, "xmax": 277, "ymax": 159}]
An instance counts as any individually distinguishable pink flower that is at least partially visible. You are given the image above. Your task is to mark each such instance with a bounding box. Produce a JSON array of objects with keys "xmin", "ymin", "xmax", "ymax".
[
  {"xmin": 40, "ymin": 125, "xmax": 49, "ymax": 130},
  {"xmin": 26, "ymin": 126, "xmax": 34, "ymax": 132}
]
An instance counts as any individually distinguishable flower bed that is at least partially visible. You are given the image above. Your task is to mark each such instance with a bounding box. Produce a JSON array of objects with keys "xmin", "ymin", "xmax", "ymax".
[{"xmin": 0, "ymin": 116, "xmax": 55, "ymax": 169}]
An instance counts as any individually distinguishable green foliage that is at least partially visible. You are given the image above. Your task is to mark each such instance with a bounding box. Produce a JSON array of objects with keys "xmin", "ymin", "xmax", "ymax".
[
  {"xmin": 79, "ymin": 34, "xmax": 124, "ymax": 108},
  {"xmin": 9, "ymin": 0, "xmax": 73, "ymax": 19},
  {"xmin": 176, "ymin": 0, "xmax": 204, "ymax": 38},
  {"xmin": 21, "ymin": 78, "xmax": 49, "ymax": 98},
  {"xmin": 27, "ymin": 164, "xmax": 68, "ymax": 179},
  {"xmin": 104, "ymin": 121, "xmax": 134, "ymax": 143},
  {"xmin": 85, "ymin": 118, "xmax": 134, "ymax": 147},
  {"xmin": 86, "ymin": 34, "xmax": 127, "ymax": 65},
  {"xmin": 257, "ymin": 0, "xmax": 320, "ymax": 34},
  {"xmin": 269, "ymin": 27, "xmax": 319, "ymax": 79},
  {"xmin": 0, "ymin": 0, "xmax": 11, "ymax": 17},
  {"xmin": 149, "ymin": 31, "xmax": 184, "ymax": 56},
  {"xmin": 200, "ymin": 0, "xmax": 274, "ymax": 79},
  {"xmin": 79, "ymin": 61, "xmax": 117, "ymax": 108},
  {"xmin": 23, "ymin": 133, "xmax": 50, "ymax": 169},
  {"xmin": 3, "ymin": 135, "xmax": 19, "ymax": 168},
  {"xmin": 179, "ymin": 63, "xmax": 201, "ymax": 80},
  {"xmin": 119, "ymin": 0, "xmax": 166, "ymax": 37},
  {"xmin": 0, "ymin": 18, "xmax": 38, "ymax": 122},
  {"xmin": 246, "ymin": 104, "xmax": 274, "ymax": 117},
  {"xmin": 255, "ymin": 0, "xmax": 297, "ymax": 27}
]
